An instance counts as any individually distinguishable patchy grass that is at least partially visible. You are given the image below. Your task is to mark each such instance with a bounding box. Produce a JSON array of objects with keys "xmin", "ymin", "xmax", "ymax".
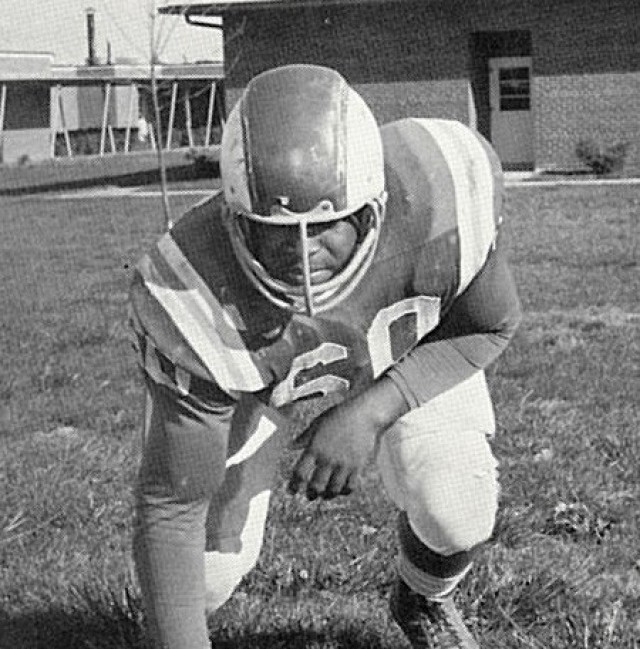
[
  {"xmin": 0, "ymin": 182, "xmax": 639, "ymax": 648},
  {"xmin": 0, "ymin": 149, "xmax": 219, "ymax": 196}
]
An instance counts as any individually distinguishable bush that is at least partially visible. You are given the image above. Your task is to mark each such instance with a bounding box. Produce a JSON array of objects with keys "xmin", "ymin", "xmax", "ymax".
[
  {"xmin": 186, "ymin": 147, "xmax": 220, "ymax": 177},
  {"xmin": 575, "ymin": 139, "xmax": 629, "ymax": 176}
]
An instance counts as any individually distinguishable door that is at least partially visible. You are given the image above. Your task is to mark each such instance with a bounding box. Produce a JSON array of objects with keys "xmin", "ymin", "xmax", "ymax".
[{"xmin": 489, "ymin": 56, "xmax": 533, "ymax": 167}]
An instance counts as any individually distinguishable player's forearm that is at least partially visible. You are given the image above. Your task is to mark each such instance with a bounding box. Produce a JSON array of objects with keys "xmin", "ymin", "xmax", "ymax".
[
  {"xmin": 351, "ymin": 374, "xmax": 411, "ymax": 435},
  {"xmin": 392, "ymin": 241, "xmax": 522, "ymax": 407},
  {"xmin": 387, "ymin": 330, "xmax": 514, "ymax": 408}
]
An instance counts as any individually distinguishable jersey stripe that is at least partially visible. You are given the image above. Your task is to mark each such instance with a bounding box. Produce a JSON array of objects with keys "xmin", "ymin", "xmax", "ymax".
[
  {"xmin": 137, "ymin": 233, "xmax": 267, "ymax": 394},
  {"xmin": 410, "ymin": 119, "xmax": 496, "ymax": 295},
  {"xmin": 226, "ymin": 414, "xmax": 278, "ymax": 468}
]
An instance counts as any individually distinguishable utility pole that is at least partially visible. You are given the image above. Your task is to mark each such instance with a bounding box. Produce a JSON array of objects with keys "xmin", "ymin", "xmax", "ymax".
[{"xmin": 86, "ymin": 7, "xmax": 98, "ymax": 66}]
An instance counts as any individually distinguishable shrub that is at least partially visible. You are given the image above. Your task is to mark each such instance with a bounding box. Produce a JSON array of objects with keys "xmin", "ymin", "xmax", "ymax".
[
  {"xmin": 186, "ymin": 147, "xmax": 220, "ymax": 177},
  {"xmin": 575, "ymin": 139, "xmax": 629, "ymax": 176}
]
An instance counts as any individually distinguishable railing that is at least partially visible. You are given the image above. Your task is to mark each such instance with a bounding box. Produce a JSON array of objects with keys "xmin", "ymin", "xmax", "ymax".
[{"xmin": 50, "ymin": 78, "xmax": 225, "ymax": 158}]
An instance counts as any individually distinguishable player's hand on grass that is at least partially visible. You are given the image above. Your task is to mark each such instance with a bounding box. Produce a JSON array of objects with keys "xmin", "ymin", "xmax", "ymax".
[{"xmin": 288, "ymin": 376, "xmax": 409, "ymax": 500}]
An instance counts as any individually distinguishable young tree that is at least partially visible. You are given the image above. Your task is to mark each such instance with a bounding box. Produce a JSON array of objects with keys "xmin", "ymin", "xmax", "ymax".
[{"xmin": 148, "ymin": 0, "xmax": 173, "ymax": 230}]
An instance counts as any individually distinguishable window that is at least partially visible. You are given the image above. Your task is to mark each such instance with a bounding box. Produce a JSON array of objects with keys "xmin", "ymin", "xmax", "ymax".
[{"xmin": 499, "ymin": 67, "xmax": 530, "ymax": 111}]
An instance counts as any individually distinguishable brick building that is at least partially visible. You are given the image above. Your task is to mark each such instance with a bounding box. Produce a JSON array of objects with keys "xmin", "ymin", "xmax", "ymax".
[{"xmin": 162, "ymin": 0, "xmax": 640, "ymax": 172}]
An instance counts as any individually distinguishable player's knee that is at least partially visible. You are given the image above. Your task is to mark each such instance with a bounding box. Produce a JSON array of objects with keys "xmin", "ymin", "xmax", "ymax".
[
  {"xmin": 440, "ymin": 513, "xmax": 495, "ymax": 555},
  {"xmin": 173, "ymin": 477, "xmax": 215, "ymax": 504},
  {"xmin": 410, "ymin": 470, "xmax": 498, "ymax": 555},
  {"xmin": 136, "ymin": 457, "xmax": 221, "ymax": 506}
]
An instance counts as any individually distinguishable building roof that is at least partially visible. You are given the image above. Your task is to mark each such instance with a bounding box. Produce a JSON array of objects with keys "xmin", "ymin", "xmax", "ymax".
[
  {"xmin": 0, "ymin": 51, "xmax": 54, "ymax": 80},
  {"xmin": 160, "ymin": 0, "xmax": 400, "ymax": 16},
  {"xmin": 49, "ymin": 62, "xmax": 224, "ymax": 83},
  {"xmin": 0, "ymin": 52, "xmax": 223, "ymax": 83}
]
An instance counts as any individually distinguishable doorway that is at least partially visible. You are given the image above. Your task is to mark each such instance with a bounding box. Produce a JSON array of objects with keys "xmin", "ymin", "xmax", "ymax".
[
  {"xmin": 470, "ymin": 31, "xmax": 533, "ymax": 169},
  {"xmin": 489, "ymin": 56, "xmax": 533, "ymax": 167}
]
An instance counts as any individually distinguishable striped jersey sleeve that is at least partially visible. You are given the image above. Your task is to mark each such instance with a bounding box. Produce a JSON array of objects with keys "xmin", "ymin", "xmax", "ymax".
[
  {"xmin": 411, "ymin": 118, "xmax": 501, "ymax": 296},
  {"xmin": 381, "ymin": 118, "xmax": 519, "ymax": 406},
  {"xmin": 129, "ymin": 202, "xmax": 272, "ymax": 403},
  {"xmin": 382, "ymin": 117, "xmax": 503, "ymax": 302}
]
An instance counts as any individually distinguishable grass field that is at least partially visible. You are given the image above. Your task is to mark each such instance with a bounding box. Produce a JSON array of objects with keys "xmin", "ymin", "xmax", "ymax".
[{"xmin": 0, "ymin": 178, "xmax": 638, "ymax": 648}]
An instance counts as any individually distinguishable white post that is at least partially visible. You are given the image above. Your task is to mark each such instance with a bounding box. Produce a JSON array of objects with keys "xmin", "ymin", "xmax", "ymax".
[
  {"xmin": 0, "ymin": 83, "xmax": 7, "ymax": 162},
  {"xmin": 124, "ymin": 82, "xmax": 136, "ymax": 153},
  {"xmin": 49, "ymin": 84, "xmax": 59, "ymax": 158},
  {"xmin": 0, "ymin": 83, "xmax": 7, "ymax": 161},
  {"xmin": 100, "ymin": 82, "xmax": 112, "ymax": 156},
  {"xmin": 184, "ymin": 86, "xmax": 194, "ymax": 148},
  {"xmin": 149, "ymin": 119, "xmax": 157, "ymax": 150},
  {"xmin": 166, "ymin": 80, "xmax": 178, "ymax": 150},
  {"xmin": 58, "ymin": 86, "xmax": 73, "ymax": 157},
  {"xmin": 204, "ymin": 81, "xmax": 215, "ymax": 147},
  {"xmin": 0, "ymin": 83, "xmax": 6, "ymax": 131}
]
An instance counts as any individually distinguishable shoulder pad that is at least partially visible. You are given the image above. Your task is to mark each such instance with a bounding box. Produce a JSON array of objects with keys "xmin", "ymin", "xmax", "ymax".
[{"xmin": 382, "ymin": 118, "xmax": 501, "ymax": 297}]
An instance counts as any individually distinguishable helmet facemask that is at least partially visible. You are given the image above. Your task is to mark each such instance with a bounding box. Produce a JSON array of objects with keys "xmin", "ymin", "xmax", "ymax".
[{"xmin": 226, "ymin": 194, "xmax": 387, "ymax": 316}]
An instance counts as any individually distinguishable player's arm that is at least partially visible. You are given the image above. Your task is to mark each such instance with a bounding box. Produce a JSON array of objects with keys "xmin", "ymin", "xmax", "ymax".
[
  {"xmin": 130, "ymin": 271, "xmax": 237, "ymax": 649},
  {"xmin": 290, "ymin": 242, "xmax": 521, "ymax": 501},
  {"xmin": 134, "ymin": 374, "xmax": 233, "ymax": 649},
  {"xmin": 387, "ymin": 243, "xmax": 522, "ymax": 408}
]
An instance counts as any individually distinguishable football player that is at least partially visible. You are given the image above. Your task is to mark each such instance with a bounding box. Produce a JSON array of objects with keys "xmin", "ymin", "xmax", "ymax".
[{"xmin": 129, "ymin": 64, "xmax": 521, "ymax": 649}]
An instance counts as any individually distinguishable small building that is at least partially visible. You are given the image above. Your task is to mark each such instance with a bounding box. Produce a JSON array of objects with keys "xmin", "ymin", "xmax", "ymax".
[
  {"xmin": 0, "ymin": 52, "xmax": 224, "ymax": 163},
  {"xmin": 0, "ymin": 52, "xmax": 54, "ymax": 164},
  {"xmin": 162, "ymin": 0, "xmax": 640, "ymax": 173}
]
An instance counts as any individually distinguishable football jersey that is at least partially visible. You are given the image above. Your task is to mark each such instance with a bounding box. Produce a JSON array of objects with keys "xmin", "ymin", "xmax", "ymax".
[{"xmin": 130, "ymin": 118, "xmax": 507, "ymax": 412}]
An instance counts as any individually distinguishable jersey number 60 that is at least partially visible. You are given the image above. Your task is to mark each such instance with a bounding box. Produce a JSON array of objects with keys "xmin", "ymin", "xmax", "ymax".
[{"xmin": 271, "ymin": 296, "xmax": 441, "ymax": 407}]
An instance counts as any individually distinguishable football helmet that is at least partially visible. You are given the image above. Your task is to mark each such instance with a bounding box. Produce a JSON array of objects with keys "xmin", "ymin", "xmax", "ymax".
[{"xmin": 220, "ymin": 64, "xmax": 387, "ymax": 316}]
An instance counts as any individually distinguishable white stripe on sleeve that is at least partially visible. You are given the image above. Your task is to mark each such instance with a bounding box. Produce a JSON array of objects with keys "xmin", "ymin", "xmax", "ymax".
[
  {"xmin": 410, "ymin": 119, "xmax": 496, "ymax": 295},
  {"xmin": 138, "ymin": 234, "xmax": 267, "ymax": 394}
]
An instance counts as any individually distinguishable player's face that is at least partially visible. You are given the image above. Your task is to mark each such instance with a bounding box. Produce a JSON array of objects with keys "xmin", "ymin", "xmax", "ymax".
[{"xmin": 250, "ymin": 218, "xmax": 359, "ymax": 285}]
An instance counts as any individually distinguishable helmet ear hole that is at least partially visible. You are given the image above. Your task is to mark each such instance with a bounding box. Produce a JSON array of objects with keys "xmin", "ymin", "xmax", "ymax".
[{"xmin": 348, "ymin": 204, "xmax": 374, "ymax": 244}]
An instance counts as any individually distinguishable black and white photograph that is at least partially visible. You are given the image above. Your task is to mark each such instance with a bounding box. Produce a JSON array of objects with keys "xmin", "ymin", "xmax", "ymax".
[{"xmin": 1, "ymin": 2, "xmax": 638, "ymax": 648}]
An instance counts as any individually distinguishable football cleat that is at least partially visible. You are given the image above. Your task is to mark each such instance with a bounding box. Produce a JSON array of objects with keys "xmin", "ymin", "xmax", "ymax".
[{"xmin": 389, "ymin": 578, "xmax": 480, "ymax": 649}]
